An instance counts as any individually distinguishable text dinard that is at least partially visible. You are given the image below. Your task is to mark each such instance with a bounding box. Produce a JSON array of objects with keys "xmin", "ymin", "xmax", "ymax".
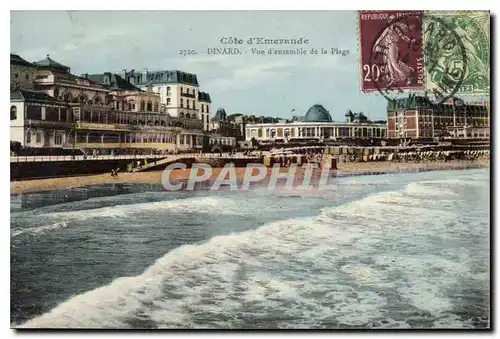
[{"xmin": 220, "ymin": 37, "xmax": 310, "ymax": 45}]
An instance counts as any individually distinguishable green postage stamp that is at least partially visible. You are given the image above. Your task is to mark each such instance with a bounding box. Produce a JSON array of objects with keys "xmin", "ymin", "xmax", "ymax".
[{"xmin": 424, "ymin": 11, "xmax": 490, "ymax": 96}]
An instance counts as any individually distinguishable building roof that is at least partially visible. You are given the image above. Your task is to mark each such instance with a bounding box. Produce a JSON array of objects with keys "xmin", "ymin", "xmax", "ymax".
[
  {"xmin": 34, "ymin": 71, "xmax": 109, "ymax": 91},
  {"xmin": 126, "ymin": 69, "xmax": 199, "ymax": 87},
  {"xmin": 86, "ymin": 73, "xmax": 141, "ymax": 91},
  {"xmin": 354, "ymin": 112, "xmax": 368, "ymax": 120},
  {"xmin": 304, "ymin": 104, "xmax": 332, "ymax": 122},
  {"xmin": 11, "ymin": 54, "xmax": 36, "ymax": 68},
  {"xmin": 33, "ymin": 55, "xmax": 70, "ymax": 71},
  {"xmin": 198, "ymin": 91, "xmax": 211, "ymax": 103},
  {"xmin": 212, "ymin": 108, "xmax": 228, "ymax": 122},
  {"xmin": 11, "ymin": 87, "xmax": 68, "ymax": 106}
]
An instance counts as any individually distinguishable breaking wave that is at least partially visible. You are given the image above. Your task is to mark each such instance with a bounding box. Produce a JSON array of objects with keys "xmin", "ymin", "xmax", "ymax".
[{"xmin": 17, "ymin": 172, "xmax": 489, "ymax": 329}]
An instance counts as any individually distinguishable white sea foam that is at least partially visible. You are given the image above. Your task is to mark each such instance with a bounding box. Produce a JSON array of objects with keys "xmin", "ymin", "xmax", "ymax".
[
  {"xmin": 11, "ymin": 222, "xmax": 69, "ymax": 238},
  {"xmin": 17, "ymin": 172, "xmax": 489, "ymax": 329},
  {"xmin": 12, "ymin": 196, "xmax": 242, "ymax": 239}
]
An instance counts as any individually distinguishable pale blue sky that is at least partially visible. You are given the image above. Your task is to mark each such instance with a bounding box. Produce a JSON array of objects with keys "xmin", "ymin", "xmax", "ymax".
[{"xmin": 11, "ymin": 10, "xmax": 389, "ymax": 120}]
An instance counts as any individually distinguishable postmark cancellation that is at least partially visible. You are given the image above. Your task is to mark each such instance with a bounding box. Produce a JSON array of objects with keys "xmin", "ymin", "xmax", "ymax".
[{"xmin": 424, "ymin": 11, "xmax": 490, "ymax": 96}]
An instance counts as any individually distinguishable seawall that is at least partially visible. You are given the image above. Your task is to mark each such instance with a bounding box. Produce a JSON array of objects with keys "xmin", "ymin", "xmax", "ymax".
[{"xmin": 11, "ymin": 157, "xmax": 265, "ymax": 180}]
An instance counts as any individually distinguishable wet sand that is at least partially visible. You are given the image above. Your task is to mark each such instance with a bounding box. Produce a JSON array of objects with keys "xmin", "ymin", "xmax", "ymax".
[{"xmin": 10, "ymin": 159, "xmax": 489, "ymax": 195}]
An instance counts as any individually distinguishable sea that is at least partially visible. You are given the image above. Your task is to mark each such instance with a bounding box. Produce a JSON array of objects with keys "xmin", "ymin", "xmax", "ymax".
[{"xmin": 10, "ymin": 168, "xmax": 490, "ymax": 329}]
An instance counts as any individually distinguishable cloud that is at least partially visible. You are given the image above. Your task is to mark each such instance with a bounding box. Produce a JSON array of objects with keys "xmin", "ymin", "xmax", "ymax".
[
  {"xmin": 308, "ymin": 54, "xmax": 358, "ymax": 71},
  {"xmin": 204, "ymin": 59, "xmax": 298, "ymax": 91}
]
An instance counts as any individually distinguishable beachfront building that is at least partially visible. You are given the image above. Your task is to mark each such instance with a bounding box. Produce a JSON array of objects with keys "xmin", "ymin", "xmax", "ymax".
[
  {"xmin": 205, "ymin": 108, "xmax": 240, "ymax": 149},
  {"xmin": 10, "ymin": 54, "xmax": 38, "ymax": 90},
  {"xmin": 199, "ymin": 91, "xmax": 212, "ymax": 132},
  {"xmin": 209, "ymin": 135, "xmax": 237, "ymax": 148},
  {"xmin": 10, "ymin": 54, "xmax": 207, "ymax": 153},
  {"xmin": 387, "ymin": 96, "xmax": 490, "ymax": 140},
  {"xmin": 86, "ymin": 72, "xmax": 163, "ymax": 113},
  {"xmin": 209, "ymin": 108, "xmax": 243, "ymax": 138},
  {"xmin": 245, "ymin": 104, "xmax": 387, "ymax": 143},
  {"xmin": 33, "ymin": 55, "xmax": 111, "ymax": 106},
  {"xmin": 10, "ymin": 87, "xmax": 72, "ymax": 148},
  {"xmin": 122, "ymin": 69, "xmax": 213, "ymax": 132}
]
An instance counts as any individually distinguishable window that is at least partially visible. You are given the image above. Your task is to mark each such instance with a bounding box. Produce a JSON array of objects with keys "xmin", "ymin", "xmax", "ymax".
[
  {"xmin": 167, "ymin": 98, "xmax": 171, "ymax": 105},
  {"xmin": 62, "ymin": 92, "xmax": 72, "ymax": 102},
  {"xmin": 187, "ymin": 100, "xmax": 190, "ymax": 109},
  {"xmin": 26, "ymin": 132, "xmax": 31, "ymax": 143},
  {"xmin": 10, "ymin": 106, "xmax": 17, "ymax": 120},
  {"xmin": 180, "ymin": 99, "xmax": 184, "ymax": 108},
  {"xmin": 54, "ymin": 133, "xmax": 63, "ymax": 145},
  {"xmin": 36, "ymin": 132, "xmax": 42, "ymax": 144},
  {"xmin": 147, "ymin": 101, "xmax": 152, "ymax": 111},
  {"xmin": 14, "ymin": 73, "xmax": 19, "ymax": 78},
  {"xmin": 166, "ymin": 87, "xmax": 171, "ymax": 96},
  {"xmin": 201, "ymin": 105, "xmax": 205, "ymax": 113},
  {"xmin": 140, "ymin": 101, "xmax": 146, "ymax": 111},
  {"xmin": 154, "ymin": 102, "xmax": 159, "ymax": 112},
  {"xmin": 180, "ymin": 87, "xmax": 183, "ymax": 94},
  {"xmin": 25, "ymin": 74, "xmax": 29, "ymax": 80},
  {"xmin": 207, "ymin": 106, "xmax": 210, "ymax": 113},
  {"xmin": 79, "ymin": 95, "xmax": 87, "ymax": 104}
]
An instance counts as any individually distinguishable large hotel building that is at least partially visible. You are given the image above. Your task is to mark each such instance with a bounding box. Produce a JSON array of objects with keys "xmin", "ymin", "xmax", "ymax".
[
  {"xmin": 10, "ymin": 54, "xmax": 236, "ymax": 154},
  {"xmin": 122, "ymin": 70, "xmax": 213, "ymax": 131},
  {"xmin": 387, "ymin": 95, "xmax": 490, "ymax": 140}
]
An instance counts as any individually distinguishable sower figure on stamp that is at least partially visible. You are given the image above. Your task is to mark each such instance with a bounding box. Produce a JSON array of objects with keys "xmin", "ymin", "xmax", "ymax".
[
  {"xmin": 451, "ymin": 17, "xmax": 487, "ymax": 79},
  {"xmin": 372, "ymin": 16, "xmax": 416, "ymax": 87}
]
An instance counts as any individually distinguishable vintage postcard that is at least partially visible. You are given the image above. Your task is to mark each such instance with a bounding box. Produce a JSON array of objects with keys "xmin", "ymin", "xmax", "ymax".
[{"xmin": 10, "ymin": 10, "xmax": 490, "ymax": 330}]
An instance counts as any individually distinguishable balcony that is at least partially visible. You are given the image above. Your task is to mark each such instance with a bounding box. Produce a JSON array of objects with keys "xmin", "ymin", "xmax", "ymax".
[
  {"xmin": 25, "ymin": 119, "xmax": 73, "ymax": 129},
  {"xmin": 180, "ymin": 92, "xmax": 196, "ymax": 99},
  {"xmin": 73, "ymin": 121, "xmax": 184, "ymax": 133}
]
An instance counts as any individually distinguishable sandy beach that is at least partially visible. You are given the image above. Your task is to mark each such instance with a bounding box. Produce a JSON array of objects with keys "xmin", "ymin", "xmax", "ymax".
[{"xmin": 10, "ymin": 159, "xmax": 489, "ymax": 195}]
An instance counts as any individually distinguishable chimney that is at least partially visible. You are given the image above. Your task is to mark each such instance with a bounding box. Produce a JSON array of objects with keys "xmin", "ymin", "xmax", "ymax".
[{"xmin": 121, "ymin": 69, "xmax": 127, "ymax": 80}]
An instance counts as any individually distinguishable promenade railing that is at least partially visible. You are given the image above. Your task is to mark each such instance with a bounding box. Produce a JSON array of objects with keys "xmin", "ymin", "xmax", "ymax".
[{"xmin": 10, "ymin": 152, "xmax": 263, "ymax": 163}]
